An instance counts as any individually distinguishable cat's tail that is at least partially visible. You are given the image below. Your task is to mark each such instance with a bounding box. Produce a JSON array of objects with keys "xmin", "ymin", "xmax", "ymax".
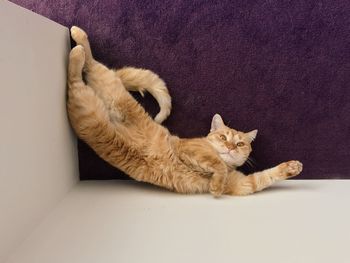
[{"xmin": 115, "ymin": 67, "xmax": 171, "ymax": 123}]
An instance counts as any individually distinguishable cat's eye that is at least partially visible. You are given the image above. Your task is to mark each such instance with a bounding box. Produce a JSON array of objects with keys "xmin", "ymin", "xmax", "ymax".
[
  {"xmin": 220, "ymin": 135, "xmax": 227, "ymax": 141},
  {"xmin": 237, "ymin": 142, "xmax": 245, "ymax": 147}
]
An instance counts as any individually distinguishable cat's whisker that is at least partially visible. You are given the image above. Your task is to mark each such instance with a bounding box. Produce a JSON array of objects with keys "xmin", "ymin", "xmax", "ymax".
[
  {"xmin": 245, "ymin": 159, "xmax": 254, "ymax": 168},
  {"xmin": 245, "ymin": 157, "xmax": 256, "ymax": 168},
  {"xmin": 248, "ymin": 156, "xmax": 257, "ymax": 165}
]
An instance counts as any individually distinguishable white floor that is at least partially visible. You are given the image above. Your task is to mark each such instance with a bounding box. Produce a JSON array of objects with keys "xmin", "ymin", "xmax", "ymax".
[{"xmin": 6, "ymin": 180, "xmax": 350, "ymax": 263}]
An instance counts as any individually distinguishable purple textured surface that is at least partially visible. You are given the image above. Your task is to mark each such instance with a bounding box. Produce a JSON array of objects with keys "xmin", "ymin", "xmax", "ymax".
[{"xmin": 10, "ymin": 0, "xmax": 350, "ymax": 179}]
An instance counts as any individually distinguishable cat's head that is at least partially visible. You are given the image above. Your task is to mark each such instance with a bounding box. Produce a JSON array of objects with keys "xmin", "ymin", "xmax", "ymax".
[{"xmin": 206, "ymin": 114, "xmax": 257, "ymax": 168}]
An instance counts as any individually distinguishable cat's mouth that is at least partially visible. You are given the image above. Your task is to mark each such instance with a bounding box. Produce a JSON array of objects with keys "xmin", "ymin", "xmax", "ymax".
[
  {"xmin": 222, "ymin": 150, "xmax": 236, "ymax": 156},
  {"xmin": 219, "ymin": 151, "xmax": 236, "ymax": 161},
  {"xmin": 220, "ymin": 151, "xmax": 247, "ymax": 166}
]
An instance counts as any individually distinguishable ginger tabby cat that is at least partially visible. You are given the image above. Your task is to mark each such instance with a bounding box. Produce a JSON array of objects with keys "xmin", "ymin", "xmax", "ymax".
[{"xmin": 67, "ymin": 26, "xmax": 303, "ymax": 197}]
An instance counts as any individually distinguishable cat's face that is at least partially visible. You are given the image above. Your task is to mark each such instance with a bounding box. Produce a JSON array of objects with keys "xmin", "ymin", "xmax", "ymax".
[{"xmin": 207, "ymin": 114, "xmax": 257, "ymax": 168}]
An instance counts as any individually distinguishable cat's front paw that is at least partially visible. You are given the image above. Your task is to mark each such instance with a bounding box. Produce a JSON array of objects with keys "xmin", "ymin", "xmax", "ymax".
[
  {"xmin": 209, "ymin": 180, "xmax": 224, "ymax": 197},
  {"xmin": 71, "ymin": 26, "xmax": 88, "ymax": 43},
  {"xmin": 279, "ymin": 160, "xmax": 303, "ymax": 178}
]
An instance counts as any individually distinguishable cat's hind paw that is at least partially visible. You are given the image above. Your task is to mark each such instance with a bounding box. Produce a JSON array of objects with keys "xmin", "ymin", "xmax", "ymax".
[
  {"xmin": 71, "ymin": 26, "xmax": 88, "ymax": 44},
  {"xmin": 70, "ymin": 45, "xmax": 85, "ymax": 58},
  {"xmin": 69, "ymin": 45, "xmax": 86, "ymax": 69}
]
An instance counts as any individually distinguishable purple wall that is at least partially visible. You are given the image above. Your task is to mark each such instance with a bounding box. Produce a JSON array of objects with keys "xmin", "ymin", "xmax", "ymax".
[{"xmin": 11, "ymin": 0, "xmax": 350, "ymax": 179}]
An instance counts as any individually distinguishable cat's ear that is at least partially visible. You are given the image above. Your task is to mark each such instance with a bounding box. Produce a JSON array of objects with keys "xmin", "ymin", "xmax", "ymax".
[
  {"xmin": 211, "ymin": 114, "xmax": 225, "ymax": 132},
  {"xmin": 246, "ymin": 129, "xmax": 258, "ymax": 142}
]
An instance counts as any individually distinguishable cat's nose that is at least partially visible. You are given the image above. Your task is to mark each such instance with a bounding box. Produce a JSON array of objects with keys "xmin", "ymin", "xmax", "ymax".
[{"xmin": 227, "ymin": 144, "xmax": 236, "ymax": 150}]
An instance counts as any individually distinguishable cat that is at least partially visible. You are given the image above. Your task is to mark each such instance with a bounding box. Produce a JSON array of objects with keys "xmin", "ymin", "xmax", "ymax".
[{"xmin": 67, "ymin": 26, "xmax": 303, "ymax": 197}]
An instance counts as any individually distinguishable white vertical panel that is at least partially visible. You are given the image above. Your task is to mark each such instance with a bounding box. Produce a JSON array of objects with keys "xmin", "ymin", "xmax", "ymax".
[{"xmin": 0, "ymin": 1, "xmax": 79, "ymax": 261}]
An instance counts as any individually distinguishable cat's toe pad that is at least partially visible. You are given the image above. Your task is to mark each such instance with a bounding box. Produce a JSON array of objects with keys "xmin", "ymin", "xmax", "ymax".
[{"xmin": 281, "ymin": 160, "xmax": 303, "ymax": 178}]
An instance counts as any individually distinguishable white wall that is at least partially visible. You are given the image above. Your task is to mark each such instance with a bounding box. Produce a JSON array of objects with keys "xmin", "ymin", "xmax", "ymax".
[{"xmin": 0, "ymin": 1, "xmax": 79, "ymax": 261}]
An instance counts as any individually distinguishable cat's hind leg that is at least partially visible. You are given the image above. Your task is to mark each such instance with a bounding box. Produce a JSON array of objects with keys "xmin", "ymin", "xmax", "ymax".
[
  {"xmin": 70, "ymin": 26, "xmax": 95, "ymax": 66},
  {"xmin": 67, "ymin": 46, "xmax": 115, "ymax": 144},
  {"xmin": 71, "ymin": 26, "xmax": 123, "ymax": 97},
  {"xmin": 225, "ymin": 161, "xmax": 303, "ymax": 196},
  {"xmin": 68, "ymin": 45, "xmax": 85, "ymax": 86},
  {"xmin": 70, "ymin": 26, "xmax": 115, "ymax": 84},
  {"xmin": 70, "ymin": 27, "xmax": 128, "ymax": 123},
  {"xmin": 70, "ymin": 26, "xmax": 171, "ymax": 125},
  {"xmin": 70, "ymin": 27, "xmax": 168, "ymax": 131}
]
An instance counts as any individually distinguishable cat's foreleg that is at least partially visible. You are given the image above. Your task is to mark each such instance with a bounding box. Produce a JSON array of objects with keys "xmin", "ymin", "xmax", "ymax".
[
  {"xmin": 208, "ymin": 162, "xmax": 228, "ymax": 197},
  {"xmin": 225, "ymin": 160, "xmax": 303, "ymax": 196}
]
